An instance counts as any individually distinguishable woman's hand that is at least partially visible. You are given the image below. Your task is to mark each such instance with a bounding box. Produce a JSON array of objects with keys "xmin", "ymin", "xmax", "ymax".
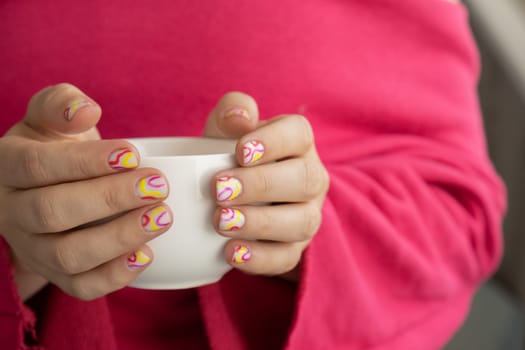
[
  {"xmin": 204, "ymin": 92, "xmax": 329, "ymax": 281},
  {"xmin": 0, "ymin": 84, "xmax": 172, "ymax": 301}
]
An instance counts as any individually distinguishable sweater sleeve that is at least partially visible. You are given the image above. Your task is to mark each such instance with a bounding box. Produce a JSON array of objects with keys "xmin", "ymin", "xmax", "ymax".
[
  {"xmin": 285, "ymin": 2, "xmax": 505, "ymax": 349},
  {"xmin": 0, "ymin": 237, "xmax": 40, "ymax": 350},
  {"xmin": 0, "ymin": 235, "xmax": 119, "ymax": 350}
]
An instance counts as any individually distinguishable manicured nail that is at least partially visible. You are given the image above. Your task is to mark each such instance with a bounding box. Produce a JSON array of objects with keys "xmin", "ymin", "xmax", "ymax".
[
  {"xmin": 216, "ymin": 176, "xmax": 242, "ymax": 201},
  {"xmin": 127, "ymin": 250, "xmax": 151, "ymax": 270},
  {"xmin": 232, "ymin": 245, "xmax": 251, "ymax": 263},
  {"xmin": 219, "ymin": 208, "xmax": 245, "ymax": 231},
  {"xmin": 223, "ymin": 107, "xmax": 250, "ymax": 120},
  {"xmin": 136, "ymin": 175, "xmax": 168, "ymax": 200},
  {"xmin": 142, "ymin": 205, "xmax": 172, "ymax": 232},
  {"xmin": 242, "ymin": 140, "xmax": 265, "ymax": 165},
  {"xmin": 108, "ymin": 149, "xmax": 138, "ymax": 170},
  {"xmin": 64, "ymin": 100, "xmax": 94, "ymax": 121}
]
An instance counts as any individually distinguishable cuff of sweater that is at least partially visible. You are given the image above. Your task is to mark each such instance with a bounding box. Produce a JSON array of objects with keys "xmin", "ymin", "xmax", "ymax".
[{"xmin": 0, "ymin": 236, "xmax": 39, "ymax": 349}]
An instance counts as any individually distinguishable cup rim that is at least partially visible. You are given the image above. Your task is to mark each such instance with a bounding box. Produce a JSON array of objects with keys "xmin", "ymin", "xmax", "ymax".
[{"xmin": 125, "ymin": 136, "xmax": 237, "ymax": 158}]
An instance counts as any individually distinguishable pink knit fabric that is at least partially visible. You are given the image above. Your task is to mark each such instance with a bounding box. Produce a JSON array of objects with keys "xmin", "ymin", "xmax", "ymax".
[{"xmin": 0, "ymin": 1, "xmax": 505, "ymax": 349}]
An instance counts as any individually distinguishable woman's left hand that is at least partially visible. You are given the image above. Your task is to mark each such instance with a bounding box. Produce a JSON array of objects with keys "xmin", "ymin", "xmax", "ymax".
[{"xmin": 203, "ymin": 92, "xmax": 329, "ymax": 281}]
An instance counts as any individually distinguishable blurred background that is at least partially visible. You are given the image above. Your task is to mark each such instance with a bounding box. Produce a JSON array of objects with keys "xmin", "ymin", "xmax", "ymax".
[{"xmin": 444, "ymin": 0, "xmax": 525, "ymax": 349}]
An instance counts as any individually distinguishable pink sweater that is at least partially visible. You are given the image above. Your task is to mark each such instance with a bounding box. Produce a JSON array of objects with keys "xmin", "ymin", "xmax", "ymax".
[{"xmin": 0, "ymin": 1, "xmax": 505, "ymax": 349}]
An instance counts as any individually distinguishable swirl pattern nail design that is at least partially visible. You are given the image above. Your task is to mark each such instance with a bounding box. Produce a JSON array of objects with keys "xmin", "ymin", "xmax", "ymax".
[
  {"xmin": 216, "ymin": 176, "xmax": 242, "ymax": 201},
  {"xmin": 219, "ymin": 208, "xmax": 245, "ymax": 231},
  {"xmin": 127, "ymin": 250, "xmax": 151, "ymax": 269},
  {"xmin": 242, "ymin": 140, "xmax": 264, "ymax": 165},
  {"xmin": 64, "ymin": 100, "xmax": 94, "ymax": 121},
  {"xmin": 142, "ymin": 206, "xmax": 171, "ymax": 232},
  {"xmin": 108, "ymin": 149, "xmax": 138, "ymax": 169},
  {"xmin": 232, "ymin": 245, "xmax": 251, "ymax": 263},
  {"xmin": 136, "ymin": 175, "xmax": 168, "ymax": 200}
]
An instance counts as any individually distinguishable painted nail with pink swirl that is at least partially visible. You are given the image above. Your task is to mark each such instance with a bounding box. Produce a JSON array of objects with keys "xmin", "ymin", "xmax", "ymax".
[
  {"xmin": 232, "ymin": 245, "xmax": 251, "ymax": 263},
  {"xmin": 142, "ymin": 205, "xmax": 172, "ymax": 232},
  {"xmin": 127, "ymin": 250, "xmax": 151, "ymax": 270},
  {"xmin": 108, "ymin": 149, "xmax": 138, "ymax": 170},
  {"xmin": 136, "ymin": 175, "xmax": 168, "ymax": 200},
  {"xmin": 216, "ymin": 176, "xmax": 242, "ymax": 202},
  {"xmin": 64, "ymin": 100, "xmax": 95, "ymax": 121},
  {"xmin": 219, "ymin": 208, "xmax": 245, "ymax": 231},
  {"xmin": 242, "ymin": 140, "xmax": 265, "ymax": 165}
]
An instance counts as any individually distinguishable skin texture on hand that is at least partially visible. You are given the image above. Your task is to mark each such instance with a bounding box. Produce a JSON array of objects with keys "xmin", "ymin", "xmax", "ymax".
[
  {"xmin": 203, "ymin": 92, "xmax": 330, "ymax": 281},
  {"xmin": 2, "ymin": 86, "xmax": 328, "ymax": 302},
  {"xmin": 0, "ymin": 83, "xmax": 173, "ymax": 301}
]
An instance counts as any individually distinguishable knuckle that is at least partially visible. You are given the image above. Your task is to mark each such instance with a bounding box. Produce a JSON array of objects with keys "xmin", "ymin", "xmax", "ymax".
[
  {"xmin": 292, "ymin": 115, "xmax": 314, "ymax": 148},
  {"xmin": 31, "ymin": 192, "xmax": 63, "ymax": 232},
  {"xmin": 301, "ymin": 160, "xmax": 325, "ymax": 199},
  {"xmin": 53, "ymin": 240, "xmax": 81, "ymax": 274},
  {"xmin": 258, "ymin": 208, "xmax": 272, "ymax": 235},
  {"xmin": 320, "ymin": 166, "xmax": 330, "ymax": 194},
  {"xmin": 101, "ymin": 186, "xmax": 124, "ymax": 213},
  {"xmin": 300, "ymin": 206, "xmax": 321, "ymax": 241},
  {"xmin": 113, "ymin": 227, "xmax": 137, "ymax": 251},
  {"xmin": 21, "ymin": 145, "xmax": 48, "ymax": 184},
  {"xmin": 70, "ymin": 149, "xmax": 94, "ymax": 178},
  {"xmin": 106, "ymin": 266, "xmax": 132, "ymax": 291},
  {"xmin": 256, "ymin": 171, "xmax": 273, "ymax": 195},
  {"xmin": 67, "ymin": 279, "xmax": 98, "ymax": 301},
  {"xmin": 283, "ymin": 247, "xmax": 301, "ymax": 274}
]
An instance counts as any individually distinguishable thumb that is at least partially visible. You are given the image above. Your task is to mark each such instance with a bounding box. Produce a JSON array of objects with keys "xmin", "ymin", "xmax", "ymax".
[
  {"xmin": 8, "ymin": 83, "xmax": 102, "ymax": 141},
  {"xmin": 203, "ymin": 91, "xmax": 259, "ymax": 139}
]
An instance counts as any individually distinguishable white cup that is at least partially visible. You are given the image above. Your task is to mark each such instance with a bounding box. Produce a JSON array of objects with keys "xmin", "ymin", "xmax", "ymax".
[{"xmin": 126, "ymin": 137, "xmax": 237, "ymax": 289}]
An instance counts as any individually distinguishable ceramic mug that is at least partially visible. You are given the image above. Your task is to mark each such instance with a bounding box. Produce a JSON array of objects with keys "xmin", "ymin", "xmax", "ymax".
[{"xmin": 126, "ymin": 137, "xmax": 237, "ymax": 289}]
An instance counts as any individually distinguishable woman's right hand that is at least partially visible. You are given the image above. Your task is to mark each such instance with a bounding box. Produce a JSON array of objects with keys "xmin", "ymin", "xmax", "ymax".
[{"xmin": 0, "ymin": 83, "xmax": 173, "ymax": 301}]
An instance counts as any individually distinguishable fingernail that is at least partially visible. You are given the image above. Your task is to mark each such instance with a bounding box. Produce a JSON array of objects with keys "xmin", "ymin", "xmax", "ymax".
[
  {"xmin": 232, "ymin": 245, "xmax": 251, "ymax": 263},
  {"xmin": 219, "ymin": 208, "xmax": 245, "ymax": 231},
  {"xmin": 223, "ymin": 107, "xmax": 250, "ymax": 120},
  {"xmin": 242, "ymin": 140, "xmax": 265, "ymax": 165},
  {"xmin": 216, "ymin": 176, "xmax": 242, "ymax": 201},
  {"xmin": 64, "ymin": 100, "xmax": 94, "ymax": 121},
  {"xmin": 142, "ymin": 205, "xmax": 172, "ymax": 232},
  {"xmin": 108, "ymin": 149, "xmax": 138, "ymax": 170},
  {"xmin": 127, "ymin": 250, "xmax": 151, "ymax": 270},
  {"xmin": 136, "ymin": 175, "xmax": 168, "ymax": 200}
]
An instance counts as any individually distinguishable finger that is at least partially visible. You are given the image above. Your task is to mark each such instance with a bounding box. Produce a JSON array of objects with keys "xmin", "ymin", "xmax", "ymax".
[
  {"xmin": 60, "ymin": 245, "xmax": 153, "ymax": 301},
  {"xmin": 22, "ymin": 83, "xmax": 102, "ymax": 137},
  {"xmin": 203, "ymin": 91, "xmax": 259, "ymax": 138},
  {"xmin": 224, "ymin": 240, "xmax": 306, "ymax": 276},
  {"xmin": 38, "ymin": 204, "xmax": 172, "ymax": 275},
  {"xmin": 11, "ymin": 169, "xmax": 169, "ymax": 233},
  {"xmin": 214, "ymin": 203, "xmax": 321, "ymax": 242},
  {"xmin": 236, "ymin": 115, "xmax": 314, "ymax": 166},
  {"xmin": 0, "ymin": 136, "xmax": 140, "ymax": 188},
  {"xmin": 214, "ymin": 158, "xmax": 329, "ymax": 204}
]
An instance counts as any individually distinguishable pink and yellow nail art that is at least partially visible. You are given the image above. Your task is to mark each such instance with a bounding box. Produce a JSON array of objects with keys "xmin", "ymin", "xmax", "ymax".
[
  {"xmin": 136, "ymin": 175, "xmax": 168, "ymax": 200},
  {"xmin": 216, "ymin": 176, "xmax": 242, "ymax": 201},
  {"xmin": 232, "ymin": 245, "xmax": 251, "ymax": 263},
  {"xmin": 127, "ymin": 250, "xmax": 151, "ymax": 269},
  {"xmin": 142, "ymin": 206, "xmax": 171, "ymax": 232},
  {"xmin": 108, "ymin": 149, "xmax": 138, "ymax": 169},
  {"xmin": 219, "ymin": 208, "xmax": 245, "ymax": 231},
  {"xmin": 242, "ymin": 140, "xmax": 264, "ymax": 165},
  {"xmin": 224, "ymin": 107, "xmax": 250, "ymax": 120},
  {"xmin": 64, "ymin": 100, "xmax": 94, "ymax": 121}
]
